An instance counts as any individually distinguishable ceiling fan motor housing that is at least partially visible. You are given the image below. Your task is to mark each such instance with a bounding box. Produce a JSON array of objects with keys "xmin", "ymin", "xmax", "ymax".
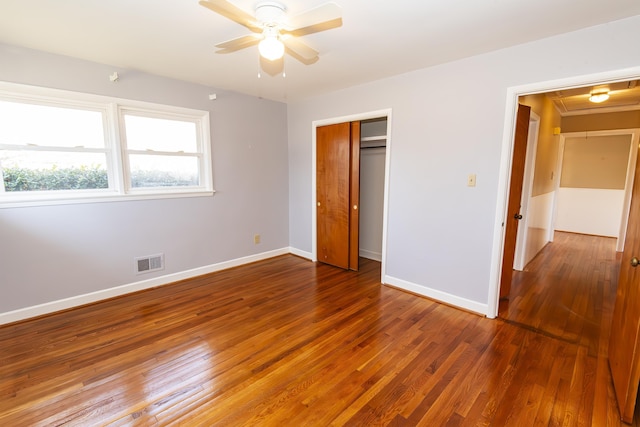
[{"xmin": 255, "ymin": 2, "xmax": 286, "ymax": 26}]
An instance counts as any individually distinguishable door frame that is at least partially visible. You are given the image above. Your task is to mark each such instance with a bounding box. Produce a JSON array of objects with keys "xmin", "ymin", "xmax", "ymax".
[
  {"xmin": 311, "ymin": 108, "xmax": 393, "ymax": 281},
  {"xmin": 488, "ymin": 66, "xmax": 640, "ymax": 318}
]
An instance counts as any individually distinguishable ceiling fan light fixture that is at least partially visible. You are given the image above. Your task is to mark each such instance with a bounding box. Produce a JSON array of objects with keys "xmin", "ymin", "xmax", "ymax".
[
  {"xmin": 589, "ymin": 90, "xmax": 610, "ymax": 103},
  {"xmin": 201, "ymin": 0, "xmax": 340, "ymax": 64},
  {"xmin": 258, "ymin": 29, "xmax": 284, "ymax": 61}
]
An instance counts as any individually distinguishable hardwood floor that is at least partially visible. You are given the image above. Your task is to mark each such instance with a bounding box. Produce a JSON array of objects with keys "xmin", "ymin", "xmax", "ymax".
[
  {"xmin": 500, "ymin": 231, "xmax": 637, "ymax": 426},
  {"xmin": 500, "ymin": 231, "xmax": 618, "ymax": 354},
  {"xmin": 0, "ymin": 234, "xmax": 634, "ymax": 426}
]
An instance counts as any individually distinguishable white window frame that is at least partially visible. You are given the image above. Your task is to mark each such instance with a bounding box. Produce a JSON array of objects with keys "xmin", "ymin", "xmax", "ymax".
[
  {"xmin": 0, "ymin": 82, "xmax": 213, "ymax": 208},
  {"xmin": 118, "ymin": 107, "xmax": 211, "ymax": 195}
]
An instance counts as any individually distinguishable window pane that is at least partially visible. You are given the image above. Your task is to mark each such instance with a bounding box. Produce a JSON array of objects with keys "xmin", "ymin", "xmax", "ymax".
[
  {"xmin": 1, "ymin": 150, "xmax": 108, "ymax": 192},
  {"xmin": 129, "ymin": 154, "xmax": 199, "ymax": 188},
  {"xmin": 0, "ymin": 100, "xmax": 105, "ymax": 148},
  {"xmin": 124, "ymin": 115, "xmax": 198, "ymax": 152}
]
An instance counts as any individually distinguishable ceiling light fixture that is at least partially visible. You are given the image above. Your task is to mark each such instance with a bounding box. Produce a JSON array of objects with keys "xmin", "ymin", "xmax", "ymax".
[
  {"xmin": 258, "ymin": 27, "xmax": 284, "ymax": 61},
  {"xmin": 589, "ymin": 89, "xmax": 610, "ymax": 103}
]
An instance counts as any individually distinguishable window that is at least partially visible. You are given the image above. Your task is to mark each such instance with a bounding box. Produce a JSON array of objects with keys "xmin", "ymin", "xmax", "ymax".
[
  {"xmin": 0, "ymin": 100, "xmax": 110, "ymax": 193},
  {"xmin": 0, "ymin": 83, "xmax": 212, "ymax": 206},
  {"xmin": 121, "ymin": 112, "xmax": 203, "ymax": 191}
]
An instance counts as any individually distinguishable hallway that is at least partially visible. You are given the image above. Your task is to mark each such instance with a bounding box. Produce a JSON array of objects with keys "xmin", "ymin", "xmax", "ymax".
[{"xmin": 499, "ymin": 231, "xmax": 639, "ymax": 423}]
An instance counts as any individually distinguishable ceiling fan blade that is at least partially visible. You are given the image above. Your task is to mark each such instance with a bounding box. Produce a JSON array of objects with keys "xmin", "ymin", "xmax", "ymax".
[
  {"xmin": 283, "ymin": 17, "xmax": 342, "ymax": 37},
  {"xmin": 284, "ymin": 2, "xmax": 342, "ymax": 36},
  {"xmin": 199, "ymin": 0, "xmax": 262, "ymax": 33},
  {"xmin": 282, "ymin": 37, "xmax": 319, "ymax": 64},
  {"xmin": 215, "ymin": 34, "xmax": 261, "ymax": 53},
  {"xmin": 286, "ymin": 50, "xmax": 319, "ymax": 66}
]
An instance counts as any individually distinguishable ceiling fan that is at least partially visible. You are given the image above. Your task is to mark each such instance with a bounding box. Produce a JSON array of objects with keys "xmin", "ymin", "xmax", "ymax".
[{"xmin": 199, "ymin": 0, "xmax": 342, "ymax": 64}]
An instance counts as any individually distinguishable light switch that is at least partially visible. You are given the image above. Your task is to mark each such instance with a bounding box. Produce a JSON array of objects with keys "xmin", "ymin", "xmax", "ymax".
[{"xmin": 467, "ymin": 174, "xmax": 477, "ymax": 187}]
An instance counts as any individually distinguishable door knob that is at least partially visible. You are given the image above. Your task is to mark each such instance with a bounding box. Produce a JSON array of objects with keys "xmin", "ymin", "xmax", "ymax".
[
  {"xmin": 632, "ymin": 257, "xmax": 639, "ymax": 267},
  {"xmin": 514, "ymin": 213, "xmax": 523, "ymax": 220}
]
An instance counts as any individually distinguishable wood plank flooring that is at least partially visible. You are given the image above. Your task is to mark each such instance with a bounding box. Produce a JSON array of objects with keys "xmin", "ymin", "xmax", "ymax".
[
  {"xmin": 500, "ymin": 230, "xmax": 638, "ymax": 426},
  {"xmin": 500, "ymin": 231, "xmax": 619, "ymax": 356},
  {"xmin": 0, "ymin": 232, "xmax": 635, "ymax": 426}
]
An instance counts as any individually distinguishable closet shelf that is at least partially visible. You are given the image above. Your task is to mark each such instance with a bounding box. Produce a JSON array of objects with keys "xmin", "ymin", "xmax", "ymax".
[{"xmin": 360, "ymin": 136, "xmax": 387, "ymax": 142}]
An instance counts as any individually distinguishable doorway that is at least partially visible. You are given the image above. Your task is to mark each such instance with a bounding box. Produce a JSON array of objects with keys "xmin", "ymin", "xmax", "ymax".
[
  {"xmin": 493, "ymin": 70, "xmax": 640, "ymax": 422},
  {"xmin": 497, "ymin": 102, "xmax": 640, "ymax": 307},
  {"xmin": 499, "ymin": 114, "xmax": 638, "ymax": 326},
  {"xmin": 489, "ymin": 68, "xmax": 640, "ymax": 317},
  {"xmin": 312, "ymin": 109, "xmax": 392, "ymax": 281}
]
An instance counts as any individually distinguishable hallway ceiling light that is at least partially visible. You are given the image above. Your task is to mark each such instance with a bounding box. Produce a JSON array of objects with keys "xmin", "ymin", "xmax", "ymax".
[{"xmin": 589, "ymin": 89, "xmax": 610, "ymax": 103}]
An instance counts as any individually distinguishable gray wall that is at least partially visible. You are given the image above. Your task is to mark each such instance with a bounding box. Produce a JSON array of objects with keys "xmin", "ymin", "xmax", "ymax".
[
  {"xmin": 0, "ymin": 44, "xmax": 289, "ymax": 313},
  {"xmin": 287, "ymin": 15, "xmax": 640, "ymax": 309}
]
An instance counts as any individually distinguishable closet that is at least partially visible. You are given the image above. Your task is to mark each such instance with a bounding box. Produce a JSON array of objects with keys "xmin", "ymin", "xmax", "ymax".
[
  {"xmin": 359, "ymin": 118, "xmax": 387, "ymax": 262},
  {"xmin": 316, "ymin": 116, "xmax": 387, "ymax": 270}
]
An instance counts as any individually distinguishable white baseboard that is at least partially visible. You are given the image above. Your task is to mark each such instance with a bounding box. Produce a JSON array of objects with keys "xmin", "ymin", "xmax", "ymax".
[
  {"xmin": 359, "ymin": 249, "xmax": 382, "ymax": 262},
  {"xmin": 288, "ymin": 246, "xmax": 313, "ymax": 260},
  {"xmin": 2, "ymin": 248, "xmax": 489, "ymax": 325},
  {"xmin": 383, "ymin": 275, "xmax": 488, "ymax": 316},
  {"xmin": 0, "ymin": 247, "xmax": 290, "ymax": 326}
]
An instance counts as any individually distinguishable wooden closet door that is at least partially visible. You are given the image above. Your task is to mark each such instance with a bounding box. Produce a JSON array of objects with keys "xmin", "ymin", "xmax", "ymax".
[
  {"xmin": 316, "ymin": 121, "xmax": 361, "ymax": 270},
  {"xmin": 317, "ymin": 123, "xmax": 351, "ymax": 269}
]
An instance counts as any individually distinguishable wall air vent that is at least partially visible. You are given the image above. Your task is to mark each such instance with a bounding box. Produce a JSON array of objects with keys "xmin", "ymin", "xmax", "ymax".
[{"xmin": 135, "ymin": 253, "xmax": 164, "ymax": 274}]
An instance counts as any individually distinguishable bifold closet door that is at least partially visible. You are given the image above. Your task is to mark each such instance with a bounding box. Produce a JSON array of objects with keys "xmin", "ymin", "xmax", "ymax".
[{"xmin": 316, "ymin": 122, "xmax": 360, "ymax": 270}]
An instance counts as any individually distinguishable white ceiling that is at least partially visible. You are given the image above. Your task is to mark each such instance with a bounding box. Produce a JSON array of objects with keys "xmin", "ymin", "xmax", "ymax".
[{"xmin": 1, "ymin": 1, "xmax": 640, "ymax": 103}]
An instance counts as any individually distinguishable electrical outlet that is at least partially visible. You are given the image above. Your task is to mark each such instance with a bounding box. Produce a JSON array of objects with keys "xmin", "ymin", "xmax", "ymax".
[
  {"xmin": 467, "ymin": 174, "xmax": 477, "ymax": 187},
  {"xmin": 254, "ymin": 234, "xmax": 261, "ymax": 244}
]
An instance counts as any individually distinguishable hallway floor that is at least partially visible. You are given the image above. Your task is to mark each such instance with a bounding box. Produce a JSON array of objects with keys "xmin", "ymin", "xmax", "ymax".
[
  {"xmin": 500, "ymin": 231, "xmax": 619, "ymax": 355},
  {"xmin": 499, "ymin": 231, "xmax": 639, "ymax": 424}
]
